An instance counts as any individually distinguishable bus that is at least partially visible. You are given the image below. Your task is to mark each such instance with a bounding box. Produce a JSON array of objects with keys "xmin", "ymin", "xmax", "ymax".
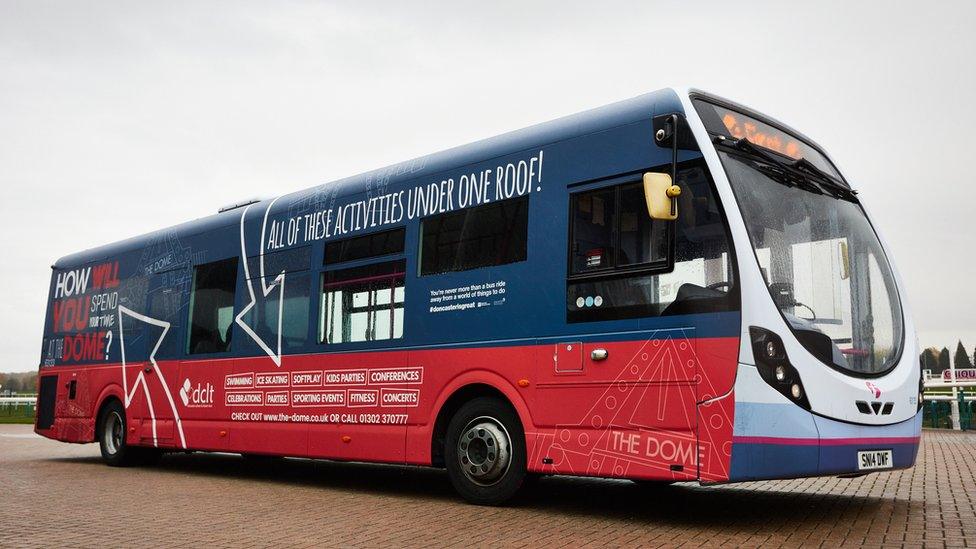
[{"xmin": 35, "ymin": 88, "xmax": 922, "ymax": 505}]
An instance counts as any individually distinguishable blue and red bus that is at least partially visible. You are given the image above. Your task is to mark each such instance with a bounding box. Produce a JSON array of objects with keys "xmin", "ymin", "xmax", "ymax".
[{"xmin": 36, "ymin": 88, "xmax": 921, "ymax": 504}]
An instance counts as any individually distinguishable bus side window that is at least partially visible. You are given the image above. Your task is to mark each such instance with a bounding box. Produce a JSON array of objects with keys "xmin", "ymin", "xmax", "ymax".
[
  {"xmin": 569, "ymin": 184, "xmax": 668, "ymax": 274},
  {"xmin": 420, "ymin": 196, "xmax": 528, "ymax": 276},
  {"xmin": 240, "ymin": 247, "xmax": 313, "ymax": 351},
  {"xmin": 567, "ymin": 161, "xmax": 736, "ymax": 322},
  {"xmin": 320, "ymin": 229, "xmax": 407, "ymax": 345},
  {"xmin": 186, "ymin": 258, "xmax": 239, "ymax": 355},
  {"xmin": 320, "ymin": 260, "xmax": 405, "ymax": 344},
  {"xmin": 570, "ymin": 188, "xmax": 616, "ymax": 271},
  {"xmin": 325, "ymin": 227, "xmax": 405, "ymax": 264},
  {"xmin": 147, "ymin": 269, "xmax": 191, "ymax": 359}
]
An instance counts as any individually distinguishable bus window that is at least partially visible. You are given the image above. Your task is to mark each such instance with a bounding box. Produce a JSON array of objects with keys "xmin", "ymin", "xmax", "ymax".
[
  {"xmin": 320, "ymin": 260, "xmax": 405, "ymax": 344},
  {"xmin": 568, "ymin": 162, "xmax": 736, "ymax": 322},
  {"xmin": 619, "ymin": 183, "xmax": 669, "ymax": 267},
  {"xmin": 570, "ymin": 187, "xmax": 615, "ymax": 271},
  {"xmin": 244, "ymin": 288, "xmax": 311, "ymax": 349},
  {"xmin": 239, "ymin": 247, "xmax": 312, "ymax": 350},
  {"xmin": 325, "ymin": 227, "xmax": 405, "ymax": 264},
  {"xmin": 186, "ymin": 258, "xmax": 239, "ymax": 354},
  {"xmin": 420, "ymin": 196, "xmax": 528, "ymax": 276},
  {"xmin": 570, "ymin": 184, "xmax": 668, "ymax": 274},
  {"xmin": 147, "ymin": 270, "xmax": 191, "ymax": 359},
  {"xmin": 260, "ymin": 245, "xmax": 312, "ymax": 274}
]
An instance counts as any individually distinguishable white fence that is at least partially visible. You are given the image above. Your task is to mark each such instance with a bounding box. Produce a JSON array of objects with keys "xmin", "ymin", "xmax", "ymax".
[
  {"xmin": 923, "ymin": 370, "xmax": 976, "ymax": 429},
  {"xmin": 0, "ymin": 396, "xmax": 36, "ymax": 422},
  {"xmin": 0, "ymin": 397, "xmax": 36, "ymax": 405}
]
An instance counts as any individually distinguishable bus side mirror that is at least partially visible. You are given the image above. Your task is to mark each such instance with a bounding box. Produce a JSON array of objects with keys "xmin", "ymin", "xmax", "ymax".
[{"xmin": 643, "ymin": 172, "xmax": 680, "ymax": 220}]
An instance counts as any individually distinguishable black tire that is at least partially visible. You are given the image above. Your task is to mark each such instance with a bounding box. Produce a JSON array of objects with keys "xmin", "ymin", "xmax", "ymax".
[
  {"xmin": 444, "ymin": 397, "xmax": 527, "ymax": 505},
  {"xmin": 97, "ymin": 400, "xmax": 159, "ymax": 466}
]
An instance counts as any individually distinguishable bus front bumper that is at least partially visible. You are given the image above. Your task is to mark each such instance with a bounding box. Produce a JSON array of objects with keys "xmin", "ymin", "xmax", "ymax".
[{"xmin": 728, "ymin": 405, "xmax": 922, "ymax": 481}]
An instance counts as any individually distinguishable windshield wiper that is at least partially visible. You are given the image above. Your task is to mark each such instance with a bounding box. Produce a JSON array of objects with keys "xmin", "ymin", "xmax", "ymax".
[
  {"xmin": 790, "ymin": 157, "xmax": 858, "ymax": 201},
  {"xmin": 728, "ymin": 138, "xmax": 826, "ymax": 194},
  {"xmin": 716, "ymin": 136, "xmax": 859, "ymax": 202},
  {"xmin": 753, "ymin": 160, "xmax": 825, "ymax": 195}
]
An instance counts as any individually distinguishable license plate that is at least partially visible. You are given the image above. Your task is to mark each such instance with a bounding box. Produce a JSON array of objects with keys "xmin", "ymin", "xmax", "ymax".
[{"xmin": 857, "ymin": 449, "xmax": 893, "ymax": 471}]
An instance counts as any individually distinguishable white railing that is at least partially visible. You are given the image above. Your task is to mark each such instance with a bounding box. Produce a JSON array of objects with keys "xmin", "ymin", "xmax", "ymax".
[
  {"xmin": 924, "ymin": 381, "xmax": 976, "ymax": 389},
  {"xmin": 0, "ymin": 397, "xmax": 36, "ymax": 405},
  {"xmin": 924, "ymin": 395, "xmax": 976, "ymax": 402},
  {"xmin": 923, "ymin": 370, "xmax": 976, "ymax": 429}
]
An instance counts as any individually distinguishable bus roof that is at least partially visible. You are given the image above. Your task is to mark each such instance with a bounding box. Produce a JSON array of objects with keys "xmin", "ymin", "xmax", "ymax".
[{"xmin": 53, "ymin": 87, "xmax": 683, "ymax": 270}]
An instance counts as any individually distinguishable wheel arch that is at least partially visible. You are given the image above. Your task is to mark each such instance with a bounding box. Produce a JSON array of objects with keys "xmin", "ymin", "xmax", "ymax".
[
  {"xmin": 428, "ymin": 372, "xmax": 533, "ymax": 468},
  {"xmin": 93, "ymin": 383, "xmax": 126, "ymax": 440}
]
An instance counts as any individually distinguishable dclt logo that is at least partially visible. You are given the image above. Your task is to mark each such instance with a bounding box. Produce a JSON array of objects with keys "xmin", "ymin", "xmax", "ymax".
[
  {"xmin": 179, "ymin": 379, "xmax": 214, "ymax": 408},
  {"xmin": 865, "ymin": 381, "xmax": 882, "ymax": 399}
]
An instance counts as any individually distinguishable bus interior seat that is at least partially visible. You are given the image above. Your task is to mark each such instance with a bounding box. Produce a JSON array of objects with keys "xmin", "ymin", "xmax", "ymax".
[{"xmin": 661, "ymin": 282, "xmax": 730, "ymax": 316}]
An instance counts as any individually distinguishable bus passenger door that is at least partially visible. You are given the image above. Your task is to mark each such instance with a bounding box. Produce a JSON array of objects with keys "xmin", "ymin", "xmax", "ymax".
[
  {"xmin": 534, "ymin": 169, "xmax": 742, "ymax": 480},
  {"xmin": 534, "ymin": 330, "xmax": 699, "ymax": 480},
  {"xmin": 585, "ymin": 332, "xmax": 700, "ymax": 478}
]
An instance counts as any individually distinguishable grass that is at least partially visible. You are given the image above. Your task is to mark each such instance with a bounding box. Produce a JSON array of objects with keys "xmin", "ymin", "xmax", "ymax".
[
  {"xmin": 0, "ymin": 416, "xmax": 34, "ymax": 425},
  {"xmin": 0, "ymin": 405, "xmax": 36, "ymax": 425}
]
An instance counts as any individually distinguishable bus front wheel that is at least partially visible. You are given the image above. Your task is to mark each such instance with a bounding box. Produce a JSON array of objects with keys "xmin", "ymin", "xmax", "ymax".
[
  {"xmin": 97, "ymin": 400, "xmax": 158, "ymax": 466},
  {"xmin": 444, "ymin": 397, "xmax": 527, "ymax": 505}
]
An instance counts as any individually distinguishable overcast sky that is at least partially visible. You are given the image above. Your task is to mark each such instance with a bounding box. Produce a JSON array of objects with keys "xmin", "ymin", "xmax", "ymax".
[{"xmin": 2, "ymin": 1, "xmax": 973, "ymax": 372}]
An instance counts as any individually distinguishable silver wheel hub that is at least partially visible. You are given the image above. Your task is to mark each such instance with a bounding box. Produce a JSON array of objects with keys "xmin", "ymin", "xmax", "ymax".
[
  {"xmin": 457, "ymin": 417, "xmax": 511, "ymax": 486},
  {"xmin": 104, "ymin": 411, "xmax": 123, "ymax": 455}
]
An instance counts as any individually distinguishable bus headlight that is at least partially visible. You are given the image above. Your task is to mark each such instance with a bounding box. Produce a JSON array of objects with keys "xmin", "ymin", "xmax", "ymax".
[
  {"xmin": 774, "ymin": 365, "xmax": 788, "ymax": 382},
  {"xmin": 917, "ymin": 365, "xmax": 925, "ymax": 412},
  {"xmin": 750, "ymin": 327, "xmax": 811, "ymax": 410}
]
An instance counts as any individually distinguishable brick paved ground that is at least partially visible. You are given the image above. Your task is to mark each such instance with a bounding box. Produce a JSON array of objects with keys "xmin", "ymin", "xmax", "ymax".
[{"xmin": 0, "ymin": 425, "xmax": 973, "ymax": 548}]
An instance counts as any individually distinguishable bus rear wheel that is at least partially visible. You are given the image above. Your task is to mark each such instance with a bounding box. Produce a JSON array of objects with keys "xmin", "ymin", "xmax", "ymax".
[
  {"xmin": 444, "ymin": 397, "xmax": 526, "ymax": 506},
  {"xmin": 97, "ymin": 400, "xmax": 158, "ymax": 466}
]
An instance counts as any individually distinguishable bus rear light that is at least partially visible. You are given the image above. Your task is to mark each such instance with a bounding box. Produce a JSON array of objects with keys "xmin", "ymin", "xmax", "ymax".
[{"xmin": 750, "ymin": 327, "xmax": 811, "ymax": 410}]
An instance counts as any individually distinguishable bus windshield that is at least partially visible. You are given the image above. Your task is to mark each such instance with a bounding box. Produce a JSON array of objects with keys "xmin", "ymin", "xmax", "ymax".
[{"xmin": 718, "ymin": 149, "xmax": 903, "ymax": 375}]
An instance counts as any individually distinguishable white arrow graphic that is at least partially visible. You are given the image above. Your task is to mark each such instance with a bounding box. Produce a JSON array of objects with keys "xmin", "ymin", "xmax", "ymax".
[
  {"xmin": 117, "ymin": 305, "xmax": 187, "ymax": 449},
  {"xmin": 235, "ymin": 197, "xmax": 286, "ymax": 367}
]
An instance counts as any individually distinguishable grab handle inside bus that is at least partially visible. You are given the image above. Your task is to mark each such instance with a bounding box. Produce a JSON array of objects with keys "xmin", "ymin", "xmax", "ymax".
[
  {"xmin": 839, "ymin": 240, "xmax": 850, "ymax": 280},
  {"xmin": 643, "ymin": 172, "xmax": 681, "ymax": 220}
]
